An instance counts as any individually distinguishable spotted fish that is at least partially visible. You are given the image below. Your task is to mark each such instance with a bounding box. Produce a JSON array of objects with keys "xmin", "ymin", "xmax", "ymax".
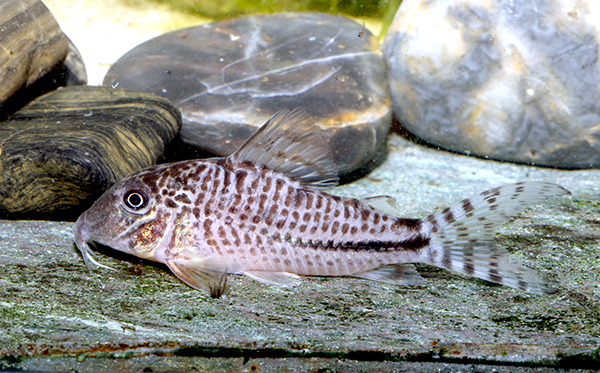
[{"xmin": 73, "ymin": 109, "xmax": 570, "ymax": 297}]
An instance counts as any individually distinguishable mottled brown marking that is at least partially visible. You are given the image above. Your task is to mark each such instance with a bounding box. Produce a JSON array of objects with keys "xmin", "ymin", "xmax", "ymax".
[
  {"xmin": 302, "ymin": 212, "xmax": 311, "ymax": 222},
  {"xmin": 315, "ymin": 195, "xmax": 323, "ymax": 210},
  {"xmin": 442, "ymin": 247, "xmax": 452, "ymax": 268},
  {"xmin": 331, "ymin": 221, "xmax": 340, "ymax": 234},
  {"xmin": 442, "ymin": 208, "xmax": 456, "ymax": 224},
  {"xmin": 344, "ymin": 205, "xmax": 351, "ymax": 219},
  {"xmin": 292, "ymin": 211, "xmax": 300, "ymax": 221},
  {"xmin": 276, "ymin": 220, "xmax": 286, "ymax": 229},
  {"xmin": 490, "ymin": 204, "xmax": 499, "ymax": 211},
  {"xmin": 324, "ymin": 198, "xmax": 332, "ymax": 214},
  {"xmin": 165, "ymin": 198, "xmax": 177, "ymax": 209},
  {"xmin": 341, "ymin": 223, "xmax": 349, "ymax": 234},
  {"xmin": 230, "ymin": 228, "xmax": 240, "ymax": 245},
  {"xmin": 250, "ymin": 247, "xmax": 257, "ymax": 256},
  {"xmin": 174, "ymin": 193, "xmax": 191, "ymax": 204},
  {"xmin": 350, "ymin": 226, "xmax": 358, "ymax": 235},
  {"xmin": 360, "ymin": 209, "xmax": 370, "ymax": 221},
  {"xmin": 194, "ymin": 192, "xmax": 205, "ymax": 206},
  {"xmin": 461, "ymin": 199, "xmax": 475, "ymax": 213},
  {"xmin": 262, "ymin": 175, "xmax": 272, "ymax": 193},
  {"xmin": 391, "ymin": 218, "xmax": 422, "ymax": 231},
  {"xmin": 489, "ymin": 269, "xmax": 502, "ymax": 283},
  {"xmin": 283, "ymin": 259, "xmax": 292, "ymax": 266},
  {"xmin": 299, "ymin": 224, "xmax": 307, "ymax": 233},
  {"xmin": 266, "ymin": 205, "xmax": 278, "ymax": 225},
  {"xmin": 294, "ymin": 190, "xmax": 305, "ymax": 208},
  {"xmin": 321, "ymin": 222, "xmax": 329, "ymax": 232},
  {"xmin": 464, "ymin": 262, "xmax": 475, "ymax": 275},
  {"xmin": 257, "ymin": 194, "xmax": 268, "ymax": 215},
  {"xmin": 306, "ymin": 193, "xmax": 314, "ymax": 209},
  {"xmin": 235, "ymin": 170, "xmax": 248, "ymax": 193},
  {"xmin": 284, "ymin": 187, "xmax": 295, "ymax": 208},
  {"xmin": 360, "ymin": 223, "xmax": 369, "ymax": 233},
  {"xmin": 372, "ymin": 213, "xmax": 380, "ymax": 225}
]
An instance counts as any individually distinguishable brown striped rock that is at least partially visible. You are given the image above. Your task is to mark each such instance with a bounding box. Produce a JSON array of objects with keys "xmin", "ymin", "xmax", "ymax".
[
  {"xmin": 103, "ymin": 12, "xmax": 391, "ymax": 176},
  {"xmin": 0, "ymin": 0, "xmax": 70, "ymax": 106},
  {"xmin": 0, "ymin": 86, "xmax": 181, "ymax": 220},
  {"xmin": 384, "ymin": 0, "xmax": 600, "ymax": 168}
]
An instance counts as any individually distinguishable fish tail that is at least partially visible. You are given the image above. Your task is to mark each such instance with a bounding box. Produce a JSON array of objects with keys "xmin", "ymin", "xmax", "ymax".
[{"xmin": 419, "ymin": 181, "xmax": 570, "ymax": 294}]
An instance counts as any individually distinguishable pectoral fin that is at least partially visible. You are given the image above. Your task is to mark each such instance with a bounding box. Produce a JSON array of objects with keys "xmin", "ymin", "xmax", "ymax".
[
  {"xmin": 165, "ymin": 256, "xmax": 229, "ymax": 298},
  {"xmin": 243, "ymin": 270, "xmax": 301, "ymax": 287},
  {"xmin": 352, "ymin": 263, "xmax": 425, "ymax": 286}
]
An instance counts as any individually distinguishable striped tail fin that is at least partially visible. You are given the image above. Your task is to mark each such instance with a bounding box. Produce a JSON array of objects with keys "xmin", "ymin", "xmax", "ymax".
[{"xmin": 420, "ymin": 181, "xmax": 570, "ymax": 294}]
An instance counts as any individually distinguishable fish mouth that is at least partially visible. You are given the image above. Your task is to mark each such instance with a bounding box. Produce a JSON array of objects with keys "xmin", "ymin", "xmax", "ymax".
[{"xmin": 73, "ymin": 213, "xmax": 115, "ymax": 271}]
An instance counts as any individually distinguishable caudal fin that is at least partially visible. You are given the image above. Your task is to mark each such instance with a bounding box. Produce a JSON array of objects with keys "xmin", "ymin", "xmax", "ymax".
[{"xmin": 420, "ymin": 181, "xmax": 570, "ymax": 294}]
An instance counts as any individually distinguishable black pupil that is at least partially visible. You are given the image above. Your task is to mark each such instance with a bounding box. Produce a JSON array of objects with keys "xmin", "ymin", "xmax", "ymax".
[{"xmin": 125, "ymin": 191, "xmax": 147, "ymax": 210}]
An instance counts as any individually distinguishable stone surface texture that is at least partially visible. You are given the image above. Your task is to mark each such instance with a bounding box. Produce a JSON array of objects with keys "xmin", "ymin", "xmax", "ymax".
[
  {"xmin": 0, "ymin": 133, "xmax": 599, "ymax": 371},
  {"xmin": 0, "ymin": 86, "xmax": 181, "ymax": 220},
  {"xmin": 0, "ymin": 0, "xmax": 70, "ymax": 105},
  {"xmin": 104, "ymin": 12, "xmax": 390, "ymax": 175},
  {"xmin": 384, "ymin": 0, "xmax": 600, "ymax": 169}
]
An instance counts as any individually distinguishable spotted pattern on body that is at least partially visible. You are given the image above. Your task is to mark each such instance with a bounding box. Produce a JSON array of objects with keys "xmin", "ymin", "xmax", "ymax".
[{"xmin": 73, "ymin": 109, "xmax": 570, "ymax": 297}]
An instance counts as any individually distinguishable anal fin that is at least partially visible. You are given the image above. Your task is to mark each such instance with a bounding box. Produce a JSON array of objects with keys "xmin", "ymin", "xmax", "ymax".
[
  {"xmin": 243, "ymin": 270, "xmax": 301, "ymax": 287},
  {"xmin": 352, "ymin": 263, "xmax": 425, "ymax": 286},
  {"xmin": 165, "ymin": 256, "xmax": 229, "ymax": 298}
]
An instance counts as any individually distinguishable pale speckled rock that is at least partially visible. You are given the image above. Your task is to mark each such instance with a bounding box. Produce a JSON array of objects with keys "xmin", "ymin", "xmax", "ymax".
[
  {"xmin": 103, "ymin": 12, "xmax": 391, "ymax": 175},
  {"xmin": 384, "ymin": 0, "xmax": 600, "ymax": 169}
]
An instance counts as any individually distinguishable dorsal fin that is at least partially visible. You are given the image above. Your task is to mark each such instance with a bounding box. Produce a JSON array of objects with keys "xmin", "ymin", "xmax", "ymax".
[{"xmin": 227, "ymin": 108, "xmax": 339, "ymax": 188}]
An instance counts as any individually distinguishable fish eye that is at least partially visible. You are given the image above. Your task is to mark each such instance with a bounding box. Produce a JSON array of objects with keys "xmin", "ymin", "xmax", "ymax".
[{"xmin": 123, "ymin": 189, "xmax": 149, "ymax": 211}]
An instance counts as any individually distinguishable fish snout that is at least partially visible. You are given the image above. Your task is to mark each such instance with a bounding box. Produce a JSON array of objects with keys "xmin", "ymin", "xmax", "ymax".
[{"xmin": 73, "ymin": 213, "xmax": 93, "ymax": 270}]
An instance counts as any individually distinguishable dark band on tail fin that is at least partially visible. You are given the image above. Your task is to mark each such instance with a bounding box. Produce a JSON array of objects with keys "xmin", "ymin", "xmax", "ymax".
[{"xmin": 421, "ymin": 182, "xmax": 570, "ymax": 294}]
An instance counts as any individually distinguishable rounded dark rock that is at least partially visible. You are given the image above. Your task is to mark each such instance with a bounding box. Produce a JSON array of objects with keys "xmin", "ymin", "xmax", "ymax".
[
  {"xmin": 384, "ymin": 0, "xmax": 600, "ymax": 169},
  {"xmin": 0, "ymin": 86, "xmax": 181, "ymax": 220},
  {"xmin": 104, "ymin": 12, "xmax": 391, "ymax": 175}
]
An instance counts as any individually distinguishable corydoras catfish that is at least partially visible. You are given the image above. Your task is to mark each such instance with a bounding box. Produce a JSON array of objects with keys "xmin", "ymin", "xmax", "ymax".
[{"xmin": 73, "ymin": 109, "xmax": 570, "ymax": 297}]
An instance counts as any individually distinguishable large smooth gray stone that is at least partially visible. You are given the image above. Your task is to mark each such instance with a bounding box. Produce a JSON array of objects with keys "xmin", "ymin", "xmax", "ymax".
[
  {"xmin": 104, "ymin": 12, "xmax": 390, "ymax": 175},
  {"xmin": 384, "ymin": 0, "xmax": 600, "ymax": 169}
]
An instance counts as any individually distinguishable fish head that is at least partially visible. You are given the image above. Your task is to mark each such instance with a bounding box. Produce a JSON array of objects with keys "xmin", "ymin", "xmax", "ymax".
[{"xmin": 73, "ymin": 168, "xmax": 170, "ymax": 270}]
